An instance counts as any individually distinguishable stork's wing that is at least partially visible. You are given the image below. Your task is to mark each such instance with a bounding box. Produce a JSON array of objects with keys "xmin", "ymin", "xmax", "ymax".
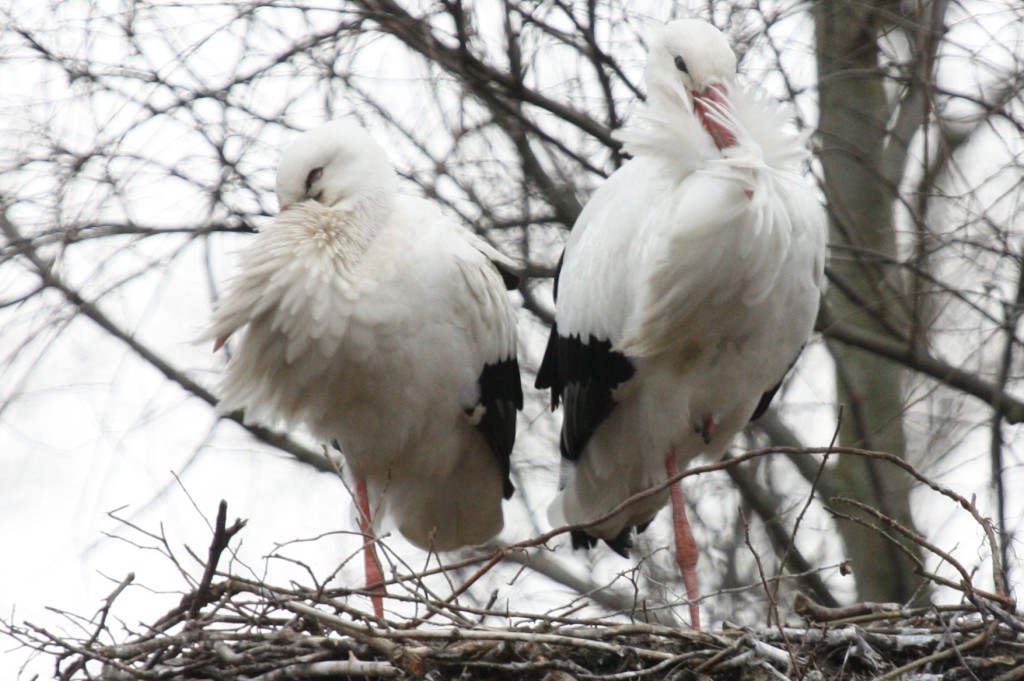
[
  {"xmin": 533, "ymin": 253, "xmax": 563, "ymax": 399},
  {"xmin": 749, "ymin": 380, "xmax": 781, "ymax": 423},
  {"xmin": 496, "ymin": 264, "xmax": 520, "ymax": 291},
  {"xmin": 748, "ymin": 343, "xmax": 808, "ymax": 422},
  {"xmin": 553, "ymin": 332, "xmax": 635, "ymax": 461},
  {"xmin": 462, "ymin": 229, "xmax": 522, "ymax": 291},
  {"xmin": 534, "ymin": 168, "xmax": 645, "ymax": 462},
  {"xmin": 473, "ymin": 356, "xmax": 522, "ymax": 498},
  {"xmin": 535, "ymin": 253, "xmax": 636, "ymax": 461},
  {"xmin": 444, "ymin": 224, "xmax": 524, "ymax": 498}
]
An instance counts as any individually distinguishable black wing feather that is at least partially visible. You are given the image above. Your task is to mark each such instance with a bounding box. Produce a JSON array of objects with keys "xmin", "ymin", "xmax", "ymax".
[
  {"xmin": 473, "ymin": 357, "xmax": 524, "ymax": 499},
  {"xmin": 749, "ymin": 381, "xmax": 781, "ymax": 422},
  {"xmin": 533, "ymin": 251, "xmax": 635, "ymax": 461},
  {"xmin": 535, "ymin": 328, "xmax": 560, "ymax": 397},
  {"xmin": 557, "ymin": 334, "xmax": 635, "ymax": 461},
  {"xmin": 748, "ymin": 345, "xmax": 806, "ymax": 422},
  {"xmin": 534, "ymin": 253, "xmax": 564, "ymax": 396},
  {"xmin": 494, "ymin": 261, "xmax": 520, "ymax": 290},
  {"xmin": 531, "ymin": 250, "xmax": 655, "ymax": 556}
]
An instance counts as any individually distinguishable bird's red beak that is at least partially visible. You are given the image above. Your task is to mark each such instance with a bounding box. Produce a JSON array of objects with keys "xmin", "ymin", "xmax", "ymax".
[{"xmin": 693, "ymin": 85, "xmax": 737, "ymax": 150}]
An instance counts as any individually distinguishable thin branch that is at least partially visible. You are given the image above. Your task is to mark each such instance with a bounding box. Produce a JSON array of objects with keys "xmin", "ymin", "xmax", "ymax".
[
  {"xmin": 0, "ymin": 206, "xmax": 334, "ymax": 473},
  {"xmin": 819, "ymin": 308, "xmax": 1024, "ymax": 424}
]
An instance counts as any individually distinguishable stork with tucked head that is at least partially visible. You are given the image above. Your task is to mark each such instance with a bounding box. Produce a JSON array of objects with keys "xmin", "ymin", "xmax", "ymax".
[
  {"xmin": 536, "ymin": 19, "xmax": 826, "ymax": 629},
  {"xmin": 207, "ymin": 121, "xmax": 523, "ymax": 618}
]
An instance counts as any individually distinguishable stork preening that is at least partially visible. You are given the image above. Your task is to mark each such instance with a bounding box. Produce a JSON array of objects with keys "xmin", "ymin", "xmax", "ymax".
[
  {"xmin": 535, "ymin": 19, "xmax": 827, "ymax": 629},
  {"xmin": 206, "ymin": 121, "xmax": 523, "ymax": 618}
]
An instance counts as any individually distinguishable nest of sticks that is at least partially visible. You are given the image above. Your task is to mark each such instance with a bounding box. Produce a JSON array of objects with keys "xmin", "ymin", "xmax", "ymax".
[{"xmin": 5, "ymin": 494, "xmax": 1022, "ymax": 681}]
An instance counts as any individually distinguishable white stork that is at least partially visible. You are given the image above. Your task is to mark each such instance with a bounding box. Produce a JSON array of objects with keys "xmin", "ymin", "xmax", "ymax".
[
  {"xmin": 535, "ymin": 19, "xmax": 826, "ymax": 629},
  {"xmin": 205, "ymin": 120, "xmax": 523, "ymax": 618}
]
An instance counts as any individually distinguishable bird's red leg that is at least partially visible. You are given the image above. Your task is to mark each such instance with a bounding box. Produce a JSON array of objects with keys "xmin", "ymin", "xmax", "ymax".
[
  {"xmin": 355, "ymin": 478, "xmax": 386, "ymax": 618},
  {"xmin": 666, "ymin": 453, "xmax": 701, "ymax": 630}
]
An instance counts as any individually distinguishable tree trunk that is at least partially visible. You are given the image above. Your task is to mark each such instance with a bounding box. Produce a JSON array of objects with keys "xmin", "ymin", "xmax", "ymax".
[{"xmin": 814, "ymin": 0, "xmax": 928, "ymax": 603}]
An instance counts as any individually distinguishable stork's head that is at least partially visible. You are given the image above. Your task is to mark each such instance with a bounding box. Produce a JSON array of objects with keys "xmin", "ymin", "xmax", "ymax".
[
  {"xmin": 276, "ymin": 120, "xmax": 397, "ymax": 215},
  {"xmin": 646, "ymin": 19, "xmax": 739, "ymax": 149}
]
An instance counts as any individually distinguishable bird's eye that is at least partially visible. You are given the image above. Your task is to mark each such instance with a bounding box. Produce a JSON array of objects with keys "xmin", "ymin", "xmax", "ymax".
[
  {"xmin": 674, "ymin": 55, "xmax": 688, "ymax": 73},
  {"xmin": 304, "ymin": 167, "xmax": 323, "ymax": 194}
]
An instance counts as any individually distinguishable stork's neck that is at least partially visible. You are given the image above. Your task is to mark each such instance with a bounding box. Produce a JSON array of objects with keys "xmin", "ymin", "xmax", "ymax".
[
  {"xmin": 344, "ymin": 186, "xmax": 394, "ymax": 235},
  {"xmin": 285, "ymin": 194, "xmax": 391, "ymax": 273},
  {"xmin": 641, "ymin": 77, "xmax": 741, "ymax": 155},
  {"xmin": 622, "ymin": 83, "xmax": 806, "ymax": 178}
]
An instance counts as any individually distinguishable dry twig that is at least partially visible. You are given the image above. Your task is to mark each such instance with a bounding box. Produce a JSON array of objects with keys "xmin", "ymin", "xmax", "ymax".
[{"xmin": 2, "ymin": 476, "xmax": 1020, "ymax": 680}]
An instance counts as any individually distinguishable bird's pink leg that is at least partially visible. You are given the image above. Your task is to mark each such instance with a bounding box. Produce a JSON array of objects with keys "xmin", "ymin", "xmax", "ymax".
[
  {"xmin": 355, "ymin": 479, "xmax": 386, "ymax": 618},
  {"xmin": 666, "ymin": 453, "xmax": 701, "ymax": 630}
]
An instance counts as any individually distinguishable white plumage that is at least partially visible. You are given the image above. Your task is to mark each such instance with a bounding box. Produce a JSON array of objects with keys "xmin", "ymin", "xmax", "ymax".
[
  {"xmin": 206, "ymin": 121, "xmax": 523, "ymax": 559},
  {"xmin": 536, "ymin": 19, "xmax": 826, "ymax": 628}
]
